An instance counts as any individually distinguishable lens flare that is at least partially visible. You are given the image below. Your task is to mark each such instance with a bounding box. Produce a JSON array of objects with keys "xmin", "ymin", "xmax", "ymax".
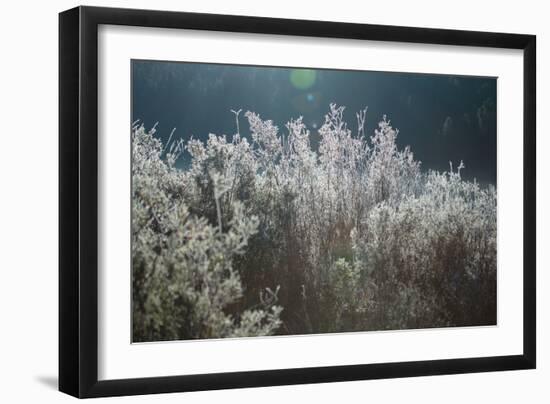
[{"xmin": 290, "ymin": 69, "xmax": 316, "ymax": 90}]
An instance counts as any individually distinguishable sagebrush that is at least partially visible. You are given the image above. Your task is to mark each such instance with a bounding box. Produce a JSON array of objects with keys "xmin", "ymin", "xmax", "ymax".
[{"xmin": 132, "ymin": 104, "xmax": 496, "ymax": 342}]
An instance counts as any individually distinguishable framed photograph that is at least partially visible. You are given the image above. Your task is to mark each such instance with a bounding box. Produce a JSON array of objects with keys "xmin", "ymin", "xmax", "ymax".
[{"xmin": 59, "ymin": 6, "xmax": 536, "ymax": 398}]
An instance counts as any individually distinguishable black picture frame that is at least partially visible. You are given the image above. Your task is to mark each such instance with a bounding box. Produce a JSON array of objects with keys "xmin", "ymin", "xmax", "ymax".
[{"xmin": 59, "ymin": 5, "xmax": 536, "ymax": 398}]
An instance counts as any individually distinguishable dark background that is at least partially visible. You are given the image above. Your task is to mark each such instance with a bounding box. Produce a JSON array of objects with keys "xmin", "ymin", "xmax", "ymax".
[{"xmin": 132, "ymin": 60, "xmax": 497, "ymax": 185}]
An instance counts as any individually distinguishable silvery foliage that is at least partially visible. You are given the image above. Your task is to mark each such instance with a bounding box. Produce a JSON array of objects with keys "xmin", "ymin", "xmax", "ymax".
[
  {"xmin": 354, "ymin": 167, "xmax": 496, "ymax": 329},
  {"xmin": 132, "ymin": 103, "xmax": 496, "ymax": 340},
  {"xmin": 132, "ymin": 122, "xmax": 282, "ymax": 341}
]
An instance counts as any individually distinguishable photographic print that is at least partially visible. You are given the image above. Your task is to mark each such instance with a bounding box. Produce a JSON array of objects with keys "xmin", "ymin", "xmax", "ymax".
[{"xmin": 131, "ymin": 60, "xmax": 497, "ymax": 343}]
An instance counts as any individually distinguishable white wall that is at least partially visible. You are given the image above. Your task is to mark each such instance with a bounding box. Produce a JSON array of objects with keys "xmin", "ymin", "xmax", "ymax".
[{"xmin": 0, "ymin": 0, "xmax": 546, "ymax": 402}]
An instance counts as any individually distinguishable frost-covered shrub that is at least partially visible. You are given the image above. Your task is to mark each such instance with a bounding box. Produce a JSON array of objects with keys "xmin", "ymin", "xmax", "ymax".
[
  {"xmin": 353, "ymin": 167, "xmax": 496, "ymax": 329},
  {"xmin": 132, "ymin": 124, "xmax": 282, "ymax": 342},
  {"xmin": 365, "ymin": 115, "xmax": 421, "ymax": 207},
  {"xmin": 132, "ymin": 103, "xmax": 497, "ymax": 340}
]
